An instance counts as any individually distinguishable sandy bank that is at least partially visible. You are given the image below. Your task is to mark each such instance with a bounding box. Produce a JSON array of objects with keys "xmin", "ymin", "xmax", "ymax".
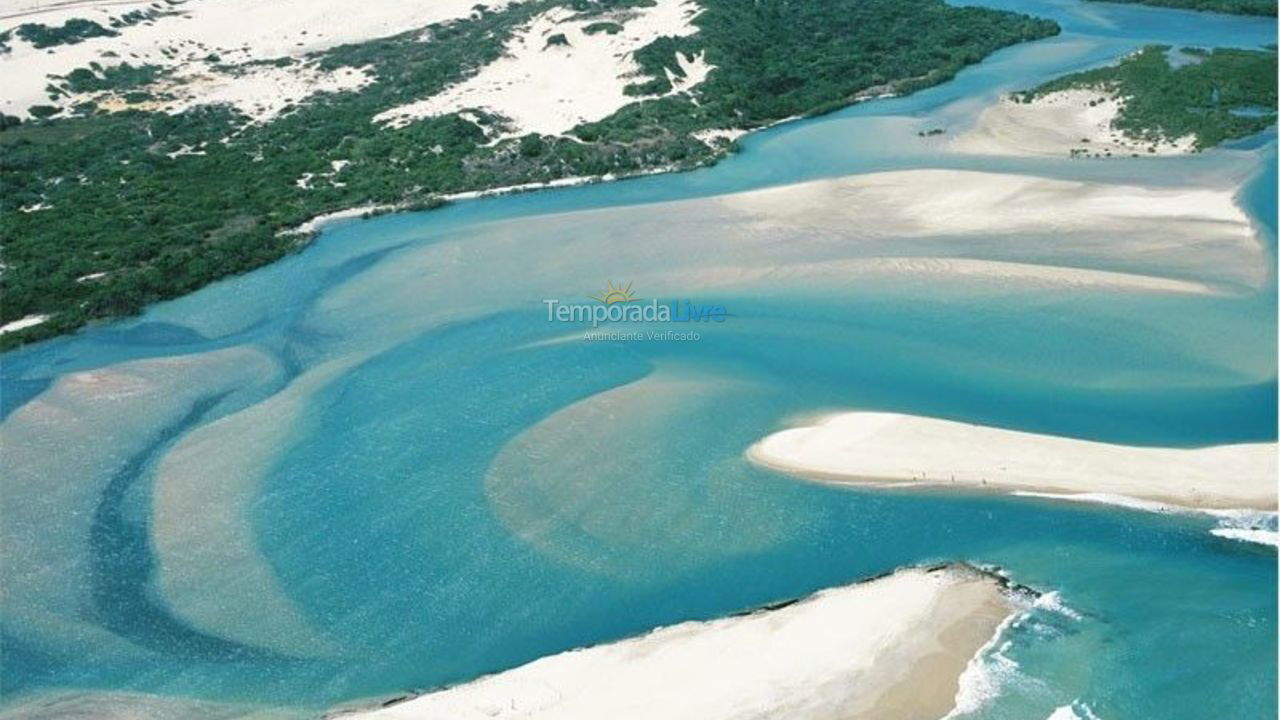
[
  {"xmin": 334, "ymin": 565, "xmax": 1020, "ymax": 720},
  {"xmin": 951, "ymin": 89, "xmax": 1195, "ymax": 158},
  {"xmin": 748, "ymin": 412, "xmax": 1276, "ymax": 511}
]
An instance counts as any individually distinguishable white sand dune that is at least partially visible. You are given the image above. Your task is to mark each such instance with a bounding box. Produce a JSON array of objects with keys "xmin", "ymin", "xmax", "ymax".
[
  {"xmin": 374, "ymin": 0, "xmax": 706, "ymax": 137},
  {"xmin": 335, "ymin": 565, "xmax": 1020, "ymax": 720},
  {"xmin": 0, "ymin": 313, "xmax": 50, "ymax": 335},
  {"xmin": 951, "ymin": 89, "xmax": 1195, "ymax": 158},
  {"xmin": 1, "ymin": 0, "xmax": 512, "ymax": 120},
  {"xmin": 747, "ymin": 412, "xmax": 1277, "ymax": 511}
]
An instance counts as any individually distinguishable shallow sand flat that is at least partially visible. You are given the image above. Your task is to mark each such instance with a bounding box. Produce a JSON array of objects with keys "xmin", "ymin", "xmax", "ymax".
[
  {"xmin": 305, "ymin": 167, "xmax": 1265, "ymax": 352},
  {"xmin": 0, "ymin": 347, "xmax": 282, "ymax": 655},
  {"xmin": 484, "ymin": 367, "xmax": 786, "ymax": 580},
  {"xmin": 335, "ymin": 565, "xmax": 1019, "ymax": 720},
  {"xmin": 675, "ymin": 256, "xmax": 1221, "ymax": 296},
  {"xmin": 148, "ymin": 353, "xmax": 373, "ymax": 658},
  {"xmin": 0, "ymin": 690, "xmax": 301, "ymax": 720},
  {"xmin": 950, "ymin": 89, "xmax": 1195, "ymax": 158},
  {"xmin": 748, "ymin": 412, "xmax": 1277, "ymax": 511},
  {"xmin": 713, "ymin": 169, "xmax": 1264, "ymax": 292}
]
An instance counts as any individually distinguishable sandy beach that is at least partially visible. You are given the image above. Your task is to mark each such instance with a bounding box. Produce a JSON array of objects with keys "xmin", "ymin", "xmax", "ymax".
[
  {"xmin": 748, "ymin": 412, "xmax": 1277, "ymax": 511},
  {"xmin": 334, "ymin": 564, "xmax": 1020, "ymax": 720},
  {"xmin": 951, "ymin": 88, "xmax": 1196, "ymax": 159}
]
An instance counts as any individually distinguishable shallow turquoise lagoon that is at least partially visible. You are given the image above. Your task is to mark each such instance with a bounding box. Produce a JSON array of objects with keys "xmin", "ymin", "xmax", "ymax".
[{"xmin": 1, "ymin": 1, "xmax": 1275, "ymax": 718}]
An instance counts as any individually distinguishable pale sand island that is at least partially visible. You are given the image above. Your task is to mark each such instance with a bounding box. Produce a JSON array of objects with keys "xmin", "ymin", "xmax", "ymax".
[
  {"xmin": 334, "ymin": 565, "xmax": 1022, "ymax": 720},
  {"xmin": 748, "ymin": 412, "xmax": 1277, "ymax": 511},
  {"xmin": 951, "ymin": 88, "xmax": 1196, "ymax": 158}
]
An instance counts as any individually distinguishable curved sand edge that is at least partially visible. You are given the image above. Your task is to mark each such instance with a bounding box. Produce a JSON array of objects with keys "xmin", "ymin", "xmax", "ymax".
[
  {"xmin": 331, "ymin": 564, "xmax": 1023, "ymax": 720},
  {"xmin": 747, "ymin": 412, "xmax": 1277, "ymax": 511}
]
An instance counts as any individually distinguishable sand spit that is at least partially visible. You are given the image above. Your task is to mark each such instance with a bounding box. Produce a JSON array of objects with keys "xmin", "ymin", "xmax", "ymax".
[
  {"xmin": 333, "ymin": 564, "xmax": 1022, "ymax": 720},
  {"xmin": 748, "ymin": 412, "xmax": 1276, "ymax": 511}
]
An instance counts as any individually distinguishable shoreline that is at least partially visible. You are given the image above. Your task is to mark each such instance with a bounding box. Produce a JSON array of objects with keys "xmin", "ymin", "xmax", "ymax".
[
  {"xmin": 747, "ymin": 412, "xmax": 1277, "ymax": 512},
  {"xmin": 284, "ymin": 164, "xmax": 689, "ymax": 236},
  {"xmin": 330, "ymin": 564, "xmax": 1025, "ymax": 720}
]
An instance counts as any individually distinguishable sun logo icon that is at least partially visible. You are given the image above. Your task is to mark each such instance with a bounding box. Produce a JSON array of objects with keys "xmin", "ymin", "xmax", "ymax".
[{"xmin": 593, "ymin": 281, "xmax": 637, "ymax": 305}]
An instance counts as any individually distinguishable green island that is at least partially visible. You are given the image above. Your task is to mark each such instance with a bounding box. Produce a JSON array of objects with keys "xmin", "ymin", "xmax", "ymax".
[
  {"xmin": 1085, "ymin": 0, "xmax": 1276, "ymax": 17},
  {"xmin": 1015, "ymin": 45, "xmax": 1277, "ymax": 150},
  {"xmin": 0, "ymin": 0, "xmax": 1058, "ymax": 349}
]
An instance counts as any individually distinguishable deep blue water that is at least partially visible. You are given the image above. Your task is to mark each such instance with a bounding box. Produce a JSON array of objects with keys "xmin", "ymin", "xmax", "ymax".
[{"xmin": 1, "ymin": 1, "xmax": 1275, "ymax": 718}]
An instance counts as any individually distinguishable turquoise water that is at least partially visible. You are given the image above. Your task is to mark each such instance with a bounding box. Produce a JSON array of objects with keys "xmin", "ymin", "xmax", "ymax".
[{"xmin": 1, "ymin": 1, "xmax": 1275, "ymax": 718}]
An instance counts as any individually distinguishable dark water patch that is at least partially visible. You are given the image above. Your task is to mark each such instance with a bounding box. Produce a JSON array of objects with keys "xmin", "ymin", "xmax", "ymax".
[
  {"xmin": 94, "ymin": 322, "xmax": 212, "ymax": 347},
  {"xmin": 87, "ymin": 392, "xmax": 291, "ymax": 661},
  {"xmin": 0, "ymin": 633, "xmax": 65, "ymax": 697},
  {"xmin": 0, "ymin": 377, "xmax": 53, "ymax": 422}
]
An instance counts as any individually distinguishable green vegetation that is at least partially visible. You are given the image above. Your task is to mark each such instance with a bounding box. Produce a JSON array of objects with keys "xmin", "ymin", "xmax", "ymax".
[
  {"xmin": 1085, "ymin": 0, "xmax": 1275, "ymax": 16},
  {"xmin": 56, "ymin": 63, "xmax": 164, "ymax": 96},
  {"xmin": 599, "ymin": 0, "xmax": 1057, "ymax": 134},
  {"xmin": 14, "ymin": 19, "xmax": 118, "ymax": 49},
  {"xmin": 3, "ymin": 7, "xmax": 178, "ymax": 54},
  {"xmin": 0, "ymin": 0, "xmax": 1059, "ymax": 348},
  {"xmin": 1017, "ymin": 45, "xmax": 1277, "ymax": 150},
  {"xmin": 108, "ymin": 7, "xmax": 182, "ymax": 29},
  {"xmin": 26, "ymin": 105, "xmax": 59, "ymax": 120},
  {"xmin": 583, "ymin": 21, "xmax": 625, "ymax": 34}
]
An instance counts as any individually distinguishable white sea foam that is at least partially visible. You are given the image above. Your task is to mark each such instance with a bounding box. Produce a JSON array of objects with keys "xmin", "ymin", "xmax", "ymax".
[
  {"xmin": 1013, "ymin": 492, "xmax": 1279, "ymax": 549},
  {"xmin": 1033, "ymin": 591, "xmax": 1083, "ymax": 622},
  {"xmin": 1210, "ymin": 528, "xmax": 1280, "ymax": 547},
  {"xmin": 1011, "ymin": 491, "xmax": 1182, "ymax": 514},
  {"xmin": 1046, "ymin": 700, "xmax": 1103, "ymax": 720},
  {"xmin": 944, "ymin": 580, "xmax": 1086, "ymax": 718},
  {"xmin": 1206, "ymin": 509, "xmax": 1279, "ymax": 547},
  {"xmin": 943, "ymin": 620, "xmax": 1023, "ymax": 719}
]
